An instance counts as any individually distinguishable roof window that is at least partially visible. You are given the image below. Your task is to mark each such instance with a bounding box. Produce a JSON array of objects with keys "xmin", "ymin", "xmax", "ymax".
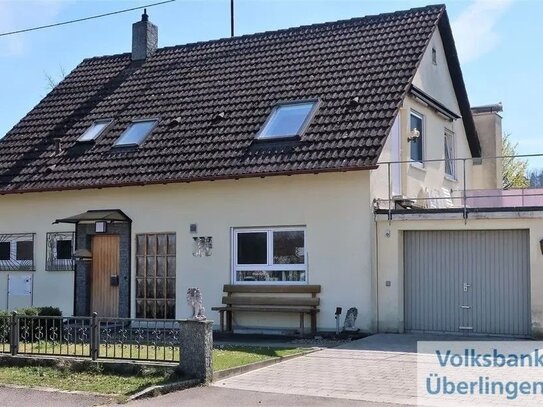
[
  {"xmin": 114, "ymin": 119, "xmax": 158, "ymax": 147},
  {"xmin": 78, "ymin": 119, "xmax": 113, "ymax": 142},
  {"xmin": 257, "ymin": 101, "xmax": 317, "ymax": 140}
]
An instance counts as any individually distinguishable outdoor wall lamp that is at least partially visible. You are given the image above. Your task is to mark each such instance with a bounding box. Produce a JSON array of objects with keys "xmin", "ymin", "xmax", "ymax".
[
  {"xmin": 407, "ymin": 128, "xmax": 420, "ymax": 142},
  {"xmin": 95, "ymin": 221, "xmax": 107, "ymax": 233},
  {"xmin": 73, "ymin": 248, "xmax": 92, "ymax": 262}
]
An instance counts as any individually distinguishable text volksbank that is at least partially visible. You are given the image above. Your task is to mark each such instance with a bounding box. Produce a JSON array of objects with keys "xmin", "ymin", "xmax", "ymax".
[{"xmin": 437, "ymin": 348, "xmax": 543, "ymax": 368}]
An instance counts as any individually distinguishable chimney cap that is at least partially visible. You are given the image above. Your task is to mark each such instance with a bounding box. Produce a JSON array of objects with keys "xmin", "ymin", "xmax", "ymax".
[
  {"xmin": 471, "ymin": 103, "xmax": 503, "ymax": 114},
  {"xmin": 141, "ymin": 8, "xmax": 148, "ymax": 22}
]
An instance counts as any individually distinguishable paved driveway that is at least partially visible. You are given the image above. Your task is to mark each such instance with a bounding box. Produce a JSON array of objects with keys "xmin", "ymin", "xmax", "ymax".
[
  {"xmin": 213, "ymin": 333, "xmax": 529, "ymax": 406},
  {"xmin": 213, "ymin": 334, "xmax": 422, "ymax": 406}
]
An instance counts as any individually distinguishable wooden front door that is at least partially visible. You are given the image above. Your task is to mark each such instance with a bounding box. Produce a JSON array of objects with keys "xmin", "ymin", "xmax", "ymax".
[{"xmin": 91, "ymin": 235, "xmax": 120, "ymax": 317}]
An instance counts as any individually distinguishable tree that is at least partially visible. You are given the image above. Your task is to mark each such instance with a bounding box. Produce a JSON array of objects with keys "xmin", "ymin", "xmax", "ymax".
[
  {"xmin": 44, "ymin": 65, "xmax": 67, "ymax": 92},
  {"xmin": 502, "ymin": 133, "xmax": 529, "ymax": 189},
  {"xmin": 529, "ymin": 168, "xmax": 543, "ymax": 188}
]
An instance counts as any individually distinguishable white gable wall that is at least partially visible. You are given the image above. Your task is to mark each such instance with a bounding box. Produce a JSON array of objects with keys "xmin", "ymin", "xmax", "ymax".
[{"xmin": 371, "ymin": 28, "xmax": 474, "ymax": 209}]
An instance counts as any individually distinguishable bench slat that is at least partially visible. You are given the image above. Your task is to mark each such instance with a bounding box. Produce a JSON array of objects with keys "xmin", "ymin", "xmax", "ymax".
[
  {"xmin": 223, "ymin": 284, "xmax": 321, "ymax": 294},
  {"xmin": 212, "ymin": 306, "xmax": 320, "ymax": 313},
  {"xmin": 222, "ymin": 296, "xmax": 319, "ymax": 307}
]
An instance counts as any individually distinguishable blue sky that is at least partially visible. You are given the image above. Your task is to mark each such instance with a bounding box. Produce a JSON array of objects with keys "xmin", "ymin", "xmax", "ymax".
[{"xmin": 0, "ymin": 0, "xmax": 541, "ymax": 167}]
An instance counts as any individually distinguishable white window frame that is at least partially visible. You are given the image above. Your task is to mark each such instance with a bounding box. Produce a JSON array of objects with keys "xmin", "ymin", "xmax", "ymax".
[
  {"xmin": 444, "ymin": 129, "xmax": 456, "ymax": 179},
  {"xmin": 45, "ymin": 231, "xmax": 75, "ymax": 272},
  {"xmin": 232, "ymin": 226, "xmax": 307, "ymax": 285},
  {"xmin": 409, "ymin": 111, "xmax": 424, "ymax": 167}
]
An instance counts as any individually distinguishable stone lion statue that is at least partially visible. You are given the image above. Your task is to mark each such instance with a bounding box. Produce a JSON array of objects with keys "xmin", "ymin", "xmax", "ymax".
[{"xmin": 186, "ymin": 287, "xmax": 206, "ymax": 320}]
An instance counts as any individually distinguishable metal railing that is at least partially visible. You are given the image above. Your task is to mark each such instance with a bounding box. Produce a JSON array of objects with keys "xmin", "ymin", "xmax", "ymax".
[
  {"xmin": 375, "ymin": 153, "xmax": 543, "ymax": 221},
  {"xmin": 0, "ymin": 312, "xmax": 181, "ymax": 363}
]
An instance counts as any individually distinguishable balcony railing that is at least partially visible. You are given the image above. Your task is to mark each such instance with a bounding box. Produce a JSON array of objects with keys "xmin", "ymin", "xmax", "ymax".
[{"xmin": 375, "ymin": 154, "xmax": 543, "ymax": 220}]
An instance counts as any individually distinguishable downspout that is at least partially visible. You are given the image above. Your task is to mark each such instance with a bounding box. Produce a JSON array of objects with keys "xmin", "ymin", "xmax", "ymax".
[{"xmin": 375, "ymin": 214, "xmax": 380, "ymax": 333}]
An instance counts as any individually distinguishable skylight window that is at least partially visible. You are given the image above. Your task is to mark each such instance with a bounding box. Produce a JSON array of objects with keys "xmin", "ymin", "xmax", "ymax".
[
  {"xmin": 78, "ymin": 119, "xmax": 113, "ymax": 142},
  {"xmin": 114, "ymin": 119, "xmax": 158, "ymax": 147},
  {"xmin": 258, "ymin": 101, "xmax": 317, "ymax": 139}
]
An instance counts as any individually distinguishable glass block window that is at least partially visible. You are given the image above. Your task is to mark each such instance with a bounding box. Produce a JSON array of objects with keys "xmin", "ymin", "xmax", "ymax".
[
  {"xmin": 46, "ymin": 232, "xmax": 75, "ymax": 271},
  {"xmin": 136, "ymin": 233, "xmax": 176, "ymax": 319},
  {"xmin": 0, "ymin": 234, "xmax": 35, "ymax": 271},
  {"xmin": 233, "ymin": 227, "xmax": 306, "ymax": 284}
]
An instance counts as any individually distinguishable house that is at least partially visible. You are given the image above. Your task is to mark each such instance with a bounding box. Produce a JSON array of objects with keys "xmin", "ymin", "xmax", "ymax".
[{"xmin": 0, "ymin": 4, "xmax": 541, "ymax": 337}]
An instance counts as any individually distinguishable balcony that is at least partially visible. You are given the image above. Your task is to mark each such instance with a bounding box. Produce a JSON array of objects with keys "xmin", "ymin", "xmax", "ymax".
[{"xmin": 374, "ymin": 154, "xmax": 543, "ymax": 218}]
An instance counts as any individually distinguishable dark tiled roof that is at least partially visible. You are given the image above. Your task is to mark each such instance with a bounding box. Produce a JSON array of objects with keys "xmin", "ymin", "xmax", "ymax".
[{"xmin": 0, "ymin": 4, "xmax": 464, "ymax": 193}]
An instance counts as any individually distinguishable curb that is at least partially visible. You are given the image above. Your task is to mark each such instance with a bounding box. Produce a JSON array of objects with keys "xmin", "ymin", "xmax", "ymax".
[
  {"xmin": 213, "ymin": 348, "xmax": 318, "ymax": 381},
  {"xmin": 127, "ymin": 378, "xmax": 202, "ymax": 401}
]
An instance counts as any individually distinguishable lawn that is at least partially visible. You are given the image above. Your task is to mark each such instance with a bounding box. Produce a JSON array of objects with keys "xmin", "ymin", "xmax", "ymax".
[
  {"xmin": 0, "ymin": 365, "xmax": 167, "ymax": 402},
  {"xmin": 0, "ymin": 345, "xmax": 308, "ymax": 400},
  {"xmin": 213, "ymin": 345, "xmax": 307, "ymax": 371}
]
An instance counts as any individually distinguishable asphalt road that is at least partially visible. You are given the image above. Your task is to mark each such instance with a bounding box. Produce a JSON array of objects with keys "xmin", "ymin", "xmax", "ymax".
[
  {"xmin": 0, "ymin": 384, "xmax": 413, "ymax": 406},
  {"xmin": 124, "ymin": 386, "xmax": 413, "ymax": 407},
  {"xmin": 0, "ymin": 385, "xmax": 112, "ymax": 407}
]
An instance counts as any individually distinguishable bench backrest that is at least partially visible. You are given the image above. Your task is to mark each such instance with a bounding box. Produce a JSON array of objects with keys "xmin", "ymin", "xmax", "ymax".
[
  {"xmin": 222, "ymin": 284, "xmax": 321, "ymax": 307},
  {"xmin": 223, "ymin": 284, "xmax": 320, "ymax": 294}
]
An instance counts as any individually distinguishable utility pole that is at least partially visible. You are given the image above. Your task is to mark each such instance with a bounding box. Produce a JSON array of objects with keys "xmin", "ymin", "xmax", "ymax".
[{"xmin": 231, "ymin": 0, "xmax": 235, "ymax": 37}]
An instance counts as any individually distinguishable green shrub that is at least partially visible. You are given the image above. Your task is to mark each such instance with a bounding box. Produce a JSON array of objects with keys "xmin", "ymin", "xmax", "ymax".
[
  {"xmin": 37, "ymin": 307, "xmax": 62, "ymax": 317},
  {"xmin": 16, "ymin": 307, "xmax": 39, "ymax": 317}
]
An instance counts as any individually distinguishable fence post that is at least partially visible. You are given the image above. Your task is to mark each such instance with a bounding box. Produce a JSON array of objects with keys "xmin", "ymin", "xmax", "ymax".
[
  {"xmin": 10, "ymin": 311, "xmax": 18, "ymax": 356},
  {"xmin": 90, "ymin": 312, "xmax": 98, "ymax": 361},
  {"xmin": 178, "ymin": 320, "xmax": 213, "ymax": 382}
]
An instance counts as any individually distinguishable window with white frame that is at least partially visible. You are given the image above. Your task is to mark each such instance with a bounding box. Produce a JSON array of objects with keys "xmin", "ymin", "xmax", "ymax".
[
  {"xmin": 410, "ymin": 112, "xmax": 424, "ymax": 163},
  {"xmin": 0, "ymin": 233, "xmax": 35, "ymax": 271},
  {"xmin": 233, "ymin": 227, "xmax": 306, "ymax": 283},
  {"xmin": 444, "ymin": 129, "xmax": 455, "ymax": 178},
  {"xmin": 46, "ymin": 232, "xmax": 75, "ymax": 271}
]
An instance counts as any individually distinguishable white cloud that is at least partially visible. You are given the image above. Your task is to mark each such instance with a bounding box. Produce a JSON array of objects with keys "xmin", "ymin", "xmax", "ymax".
[
  {"xmin": 451, "ymin": 0, "xmax": 513, "ymax": 64},
  {"xmin": 0, "ymin": 0, "xmax": 66, "ymax": 57}
]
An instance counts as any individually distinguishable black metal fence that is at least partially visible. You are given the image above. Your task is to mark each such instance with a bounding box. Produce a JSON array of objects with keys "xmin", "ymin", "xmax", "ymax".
[{"xmin": 0, "ymin": 312, "xmax": 180, "ymax": 363}]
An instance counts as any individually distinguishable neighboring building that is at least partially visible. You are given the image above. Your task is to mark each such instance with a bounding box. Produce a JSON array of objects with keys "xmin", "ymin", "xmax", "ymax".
[{"xmin": 0, "ymin": 5, "xmax": 541, "ymax": 337}]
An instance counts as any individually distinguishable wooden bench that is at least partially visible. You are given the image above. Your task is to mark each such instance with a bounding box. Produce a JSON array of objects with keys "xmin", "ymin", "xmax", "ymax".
[{"xmin": 211, "ymin": 284, "xmax": 321, "ymax": 336}]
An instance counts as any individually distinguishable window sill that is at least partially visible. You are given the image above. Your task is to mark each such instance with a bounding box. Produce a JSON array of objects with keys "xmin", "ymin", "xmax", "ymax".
[
  {"xmin": 444, "ymin": 174, "xmax": 457, "ymax": 182},
  {"xmin": 409, "ymin": 161, "xmax": 426, "ymax": 172},
  {"xmin": 233, "ymin": 281, "xmax": 308, "ymax": 285}
]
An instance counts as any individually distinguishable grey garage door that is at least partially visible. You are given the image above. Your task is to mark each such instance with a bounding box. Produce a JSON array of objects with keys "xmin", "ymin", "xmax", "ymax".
[{"xmin": 404, "ymin": 230, "xmax": 531, "ymax": 337}]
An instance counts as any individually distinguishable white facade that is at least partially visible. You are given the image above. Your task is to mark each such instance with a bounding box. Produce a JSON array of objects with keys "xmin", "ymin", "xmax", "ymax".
[{"xmin": 0, "ymin": 171, "xmax": 375, "ymax": 331}]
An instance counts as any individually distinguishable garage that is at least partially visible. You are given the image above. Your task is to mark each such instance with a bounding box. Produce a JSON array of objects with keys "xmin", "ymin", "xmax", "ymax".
[{"xmin": 404, "ymin": 230, "xmax": 531, "ymax": 337}]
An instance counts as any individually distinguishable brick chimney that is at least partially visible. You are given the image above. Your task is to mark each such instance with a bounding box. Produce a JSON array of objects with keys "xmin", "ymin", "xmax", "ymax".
[
  {"xmin": 132, "ymin": 9, "xmax": 158, "ymax": 61},
  {"xmin": 471, "ymin": 103, "xmax": 503, "ymax": 189}
]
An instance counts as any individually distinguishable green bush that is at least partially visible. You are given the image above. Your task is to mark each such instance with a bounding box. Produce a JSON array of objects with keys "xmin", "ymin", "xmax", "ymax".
[
  {"xmin": 16, "ymin": 307, "xmax": 39, "ymax": 317},
  {"xmin": 37, "ymin": 307, "xmax": 62, "ymax": 317}
]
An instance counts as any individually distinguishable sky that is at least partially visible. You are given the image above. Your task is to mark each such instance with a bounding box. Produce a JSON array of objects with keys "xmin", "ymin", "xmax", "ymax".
[{"xmin": 0, "ymin": 0, "xmax": 541, "ymax": 167}]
